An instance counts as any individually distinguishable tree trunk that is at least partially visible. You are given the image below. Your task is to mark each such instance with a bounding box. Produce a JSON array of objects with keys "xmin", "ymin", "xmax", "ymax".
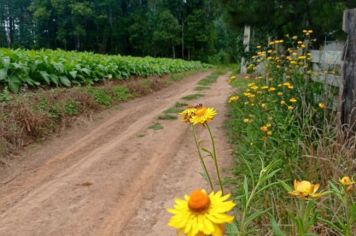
[
  {"xmin": 172, "ymin": 45, "xmax": 175, "ymax": 58},
  {"xmin": 181, "ymin": 22, "xmax": 184, "ymax": 58}
]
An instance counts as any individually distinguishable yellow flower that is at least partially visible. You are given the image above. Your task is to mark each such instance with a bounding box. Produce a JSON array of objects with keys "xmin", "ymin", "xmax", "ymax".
[
  {"xmin": 180, "ymin": 107, "xmax": 197, "ymax": 123},
  {"xmin": 289, "ymin": 98, "xmax": 297, "ymax": 103},
  {"xmin": 267, "ymin": 131, "xmax": 272, "ymax": 136},
  {"xmin": 340, "ymin": 176, "xmax": 355, "ymax": 192},
  {"xmin": 228, "ymin": 95, "xmax": 239, "ymax": 103},
  {"xmin": 277, "ymin": 92, "xmax": 283, "ymax": 96},
  {"xmin": 168, "ymin": 189, "xmax": 235, "ymax": 236},
  {"xmin": 281, "ymin": 100, "xmax": 286, "ymax": 105},
  {"xmin": 190, "ymin": 107, "xmax": 217, "ymax": 125},
  {"xmin": 318, "ymin": 103, "xmax": 326, "ymax": 109},
  {"xmin": 292, "ymin": 36, "xmax": 298, "ymax": 40},
  {"xmin": 243, "ymin": 118, "xmax": 252, "ymax": 123},
  {"xmin": 268, "ymin": 87, "xmax": 276, "ymax": 92},
  {"xmin": 339, "ymin": 176, "xmax": 355, "ymax": 186},
  {"xmin": 288, "ymin": 180, "xmax": 321, "ymax": 199},
  {"xmin": 260, "ymin": 126, "xmax": 268, "ymax": 132},
  {"xmin": 288, "ymin": 106, "xmax": 294, "ymax": 111},
  {"xmin": 261, "ymin": 103, "xmax": 267, "ymax": 109}
]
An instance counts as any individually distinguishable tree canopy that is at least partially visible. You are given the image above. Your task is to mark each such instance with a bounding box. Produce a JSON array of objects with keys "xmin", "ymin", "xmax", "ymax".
[
  {"xmin": 0, "ymin": 0, "xmax": 354, "ymax": 62},
  {"xmin": 0, "ymin": 0, "xmax": 239, "ymax": 62}
]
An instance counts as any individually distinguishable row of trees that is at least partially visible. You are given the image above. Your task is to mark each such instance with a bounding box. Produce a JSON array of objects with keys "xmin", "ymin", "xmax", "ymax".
[
  {"xmin": 0, "ymin": 0, "xmax": 239, "ymax": 62},
  {"xmin": 1, "ymin": 0, "xmax": 355, "ymax": 62},
  {"xmin": 222, "ymin": 0, "xmax": 356, "ymax": 44}
]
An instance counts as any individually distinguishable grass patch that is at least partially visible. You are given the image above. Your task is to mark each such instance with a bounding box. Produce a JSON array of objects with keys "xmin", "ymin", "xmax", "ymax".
[
  {"xmin": 194, "ymin": 86, "xmax": 210, "ymax": 91},
  {"xmin": 158, "ymin": 113, "xmax": 178, "ymax": 120},
  {"xmin": 174, "ymin": 102, "xmax": 188, "ymax": 108},
  {"xmin": 163, "ymin": 106, "xmax": 183, "ymax": 114},
  {"xmin": 181, "ymin": 93, "xmax": 204, "ymax": 101},
  {"xmin": 148, "ymin": 122, "xmax": 163, "ymax": 130},
  {"xmin": 197, "ymin": 74, "xmax": 219, "ymax": 87}
]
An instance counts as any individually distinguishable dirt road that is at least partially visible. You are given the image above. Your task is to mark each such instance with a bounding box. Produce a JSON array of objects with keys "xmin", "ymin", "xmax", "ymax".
[{"xmin": 0, "ymin": 72, "xmax": 234, "ymax": 236}]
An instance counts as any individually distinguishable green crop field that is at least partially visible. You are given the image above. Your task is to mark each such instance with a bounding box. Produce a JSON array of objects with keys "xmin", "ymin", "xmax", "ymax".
[{"xmin": 0, "ymin": 48, "xmax": 209, "ymax": 93}]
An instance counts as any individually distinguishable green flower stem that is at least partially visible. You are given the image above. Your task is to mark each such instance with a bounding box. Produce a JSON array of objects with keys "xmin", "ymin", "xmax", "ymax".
[
  {"xmin": 206, "ymin": 123, "xmax": 224, "ymax": 194},
  {"xmin": 192, "ymin": 125, "xmax": 214, "ymax": 191}
]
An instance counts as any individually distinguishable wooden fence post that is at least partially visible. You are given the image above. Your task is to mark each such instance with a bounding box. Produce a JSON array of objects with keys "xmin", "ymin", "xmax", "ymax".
[
  {"xmin": 342, "ymin": 8, "xmax": 356, "ymax": 131},
  {"xmin": 240, "ymin": 25, "xmax": 251, "ymax": 74}
]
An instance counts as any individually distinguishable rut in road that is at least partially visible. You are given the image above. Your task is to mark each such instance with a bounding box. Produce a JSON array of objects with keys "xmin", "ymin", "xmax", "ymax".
[{"xmin": 0, "ymin": 71, "xmax": 234, "ymax": 236}]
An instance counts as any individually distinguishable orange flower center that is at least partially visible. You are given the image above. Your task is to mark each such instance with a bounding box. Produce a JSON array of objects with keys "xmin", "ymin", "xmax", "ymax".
[{"xmin": 188, "ymin": 190, "xmax": 210, "ymax": 212}]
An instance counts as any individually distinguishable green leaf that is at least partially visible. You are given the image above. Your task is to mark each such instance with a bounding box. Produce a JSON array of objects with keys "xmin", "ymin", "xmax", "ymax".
[
  {"xmin": 0, "ymin": 69, "xmax": 7, "ymax": 81},
  {"xmin": 245, "ymin": 208, "xmax": 270, "ymax": 226},
  {"xmin": 243, "ymin": 176, "xmax": 249, "ymax": 202},
  {"xmin": 271, "ymin": 217, "xmax": 286, "ymax": 236},
  {"xmin": 50, "ymin": 74, "xmax": 59, "ymax": 86},
  {"xmin": 60, "ymin": 76, "xmax": 71, "ymax": 87},
  {"xmin": 225, "ymin": 223, "xmax": 239, "ymax": 235},
  {"xmin": 279, "ymin": 180, "xmax": 293, "ymax": 192},
  {"xmin": 8, "ymin": 77, "xmax": 20, "ymax": 93},
  {"xmin": 40, "ymin": 71, "xmax": 50, "ymax": 84},
  {"xmin": 69, "ymin": 71, "xmax": 77, "ymax": 79},
  {"xmin": 2, "ymin": 57, "xmax": 10, "ymax": 68}
]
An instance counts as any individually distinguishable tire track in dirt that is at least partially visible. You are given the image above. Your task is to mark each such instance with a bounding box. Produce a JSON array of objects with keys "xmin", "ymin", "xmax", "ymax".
[{"xmin": 0, "ymin": 71, "xmax": 234, "ymax": 236}]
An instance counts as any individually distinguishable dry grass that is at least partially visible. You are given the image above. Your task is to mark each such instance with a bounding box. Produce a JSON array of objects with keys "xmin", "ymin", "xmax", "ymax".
[{"xmin": 0, "ymin": 74, "xmax": 181, "ymax": 160}]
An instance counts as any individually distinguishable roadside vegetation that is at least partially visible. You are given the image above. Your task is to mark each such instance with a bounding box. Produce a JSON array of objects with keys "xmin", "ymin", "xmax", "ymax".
[
  {"xmin": 0, "ymin": 70, "xmax": 206, "ymax": 161},
  {"xmin": 225, "ymin": 31, "xmax": 355, "ymax": 235}
]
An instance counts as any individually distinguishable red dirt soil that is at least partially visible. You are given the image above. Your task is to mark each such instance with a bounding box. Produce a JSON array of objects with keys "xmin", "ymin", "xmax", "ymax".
[{"xmin": 0, "ymin": 72, "xmax": 234, "ymax": 236}]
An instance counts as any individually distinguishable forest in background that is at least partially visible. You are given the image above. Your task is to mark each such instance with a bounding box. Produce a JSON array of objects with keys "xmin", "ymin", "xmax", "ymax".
[{"xmin": 1, "ymin": 0, "xmax": 356, "ymax": 63}]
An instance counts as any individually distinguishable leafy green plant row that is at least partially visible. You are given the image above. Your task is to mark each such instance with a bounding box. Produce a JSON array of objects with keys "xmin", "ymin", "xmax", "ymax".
[{"xmin": 0, "ymin": 48, "xmax": 210, "ymax": 93}]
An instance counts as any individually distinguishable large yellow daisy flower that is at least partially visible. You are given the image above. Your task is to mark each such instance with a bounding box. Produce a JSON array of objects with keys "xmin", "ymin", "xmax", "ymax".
[
  {"xmin": 190, "ymin": 107, "xmax": 217, "ymax": 125},
  {"xmin": 168, "ymin": 189, "xmax": 235, "ymax": 236}
]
